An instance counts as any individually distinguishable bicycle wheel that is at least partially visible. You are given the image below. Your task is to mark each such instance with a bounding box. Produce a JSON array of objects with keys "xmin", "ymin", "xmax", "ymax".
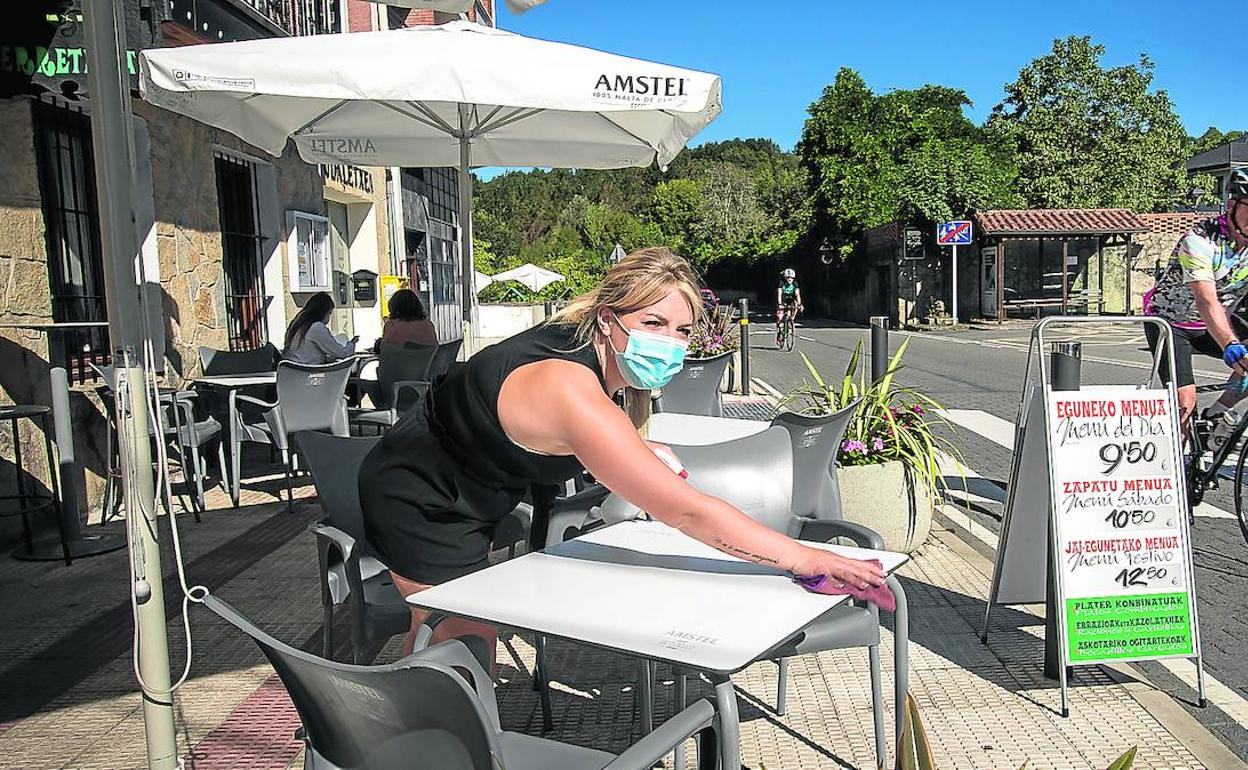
[
  {"xmin": 1233, "ymin": 430, "xmax": 1248, "ymax": 544},
  {"xmin": 783, "ymin": 320, "xmax": 795, "ymax": 351}
]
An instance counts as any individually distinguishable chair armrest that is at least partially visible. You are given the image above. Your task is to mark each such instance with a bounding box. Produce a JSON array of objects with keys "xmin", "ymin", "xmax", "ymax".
[
  {"xmin": 548, "ymin": 483, "xmax": 609, "ymax": 515},
  {"xmin": 308, "ymin": 522, "xmax": 364, "ymax": 607},
  {"xmin": 602, "ymin": 699, "xmax": 717, "ymax": 770},
  {"xmin": 794, "ymin": 517, "xmax": 885, "ymax": 550},
  {"xmin": 407, "ymin": 638, "xmax": 501, "ymax": 729},
  {"xmin": 233, "ymin": 392, "xmax": 278, "ymax": 411}
]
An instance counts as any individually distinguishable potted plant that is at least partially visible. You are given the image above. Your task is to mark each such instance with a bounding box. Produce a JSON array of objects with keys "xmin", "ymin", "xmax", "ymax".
[
  {"xmin": 686, "ymin": 294, "xmax": 740, "ymax": 393},
  {"xmin": 780, "ymin": 339, "xmax": 957, "ymax": 553}
]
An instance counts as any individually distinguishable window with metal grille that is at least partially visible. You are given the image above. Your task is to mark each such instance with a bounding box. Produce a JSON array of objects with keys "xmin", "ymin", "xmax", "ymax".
[
  {"xmin": 32, "ymin": 97, "xmax": 110, "ymax": 385},
  {"xmin": 424, "ymin": 167, "xmax": 459, "ymax": 226},
  {"xmin": 214, "ymin": 152, "xmax": 269, "ymax": 351}
]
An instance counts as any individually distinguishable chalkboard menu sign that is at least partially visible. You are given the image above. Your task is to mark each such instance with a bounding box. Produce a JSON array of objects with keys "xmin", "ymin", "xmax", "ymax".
[{"xmin": 1046, "ymin": 388, "xmax": 1197, "ymax": 664}]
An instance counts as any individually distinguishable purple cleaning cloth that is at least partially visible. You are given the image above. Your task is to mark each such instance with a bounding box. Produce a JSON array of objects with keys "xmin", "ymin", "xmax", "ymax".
[{"xmin": 794, "ymin": 560, "xmax": 895, "ymax": 611}]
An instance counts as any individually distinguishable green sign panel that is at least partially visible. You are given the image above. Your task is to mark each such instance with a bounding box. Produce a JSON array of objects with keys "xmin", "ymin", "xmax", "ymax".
[{"xmin": 1066, "ymin": 592, "xmax": 1193, "ymax": 663}]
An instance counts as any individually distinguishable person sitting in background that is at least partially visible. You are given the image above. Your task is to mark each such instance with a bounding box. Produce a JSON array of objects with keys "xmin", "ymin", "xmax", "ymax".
[
  {"xmin": 377, "ymin": 288, "xmax": 439, "ymax": 350},
  {"xmin": 283, "ymin": 291, "xmax": 357, "ymax": 364}
]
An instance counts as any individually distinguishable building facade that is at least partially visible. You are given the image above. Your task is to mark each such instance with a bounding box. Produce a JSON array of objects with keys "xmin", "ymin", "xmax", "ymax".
[{"xmin": 0, "ymin": 0, "xmax": 492, "ymax": 532}]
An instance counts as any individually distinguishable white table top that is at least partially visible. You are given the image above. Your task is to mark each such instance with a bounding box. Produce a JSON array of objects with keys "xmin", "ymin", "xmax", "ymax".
[
  {"xmin": 409, "ymin": 519, "xmax": 907, "ymax": 673},
  {"xmin": 193, "ymin": 373, "xmax": 277, "ymax": 387},
  {"xmin": 646, "ymin": 413, "xmax": 769, "ymax": 446}
]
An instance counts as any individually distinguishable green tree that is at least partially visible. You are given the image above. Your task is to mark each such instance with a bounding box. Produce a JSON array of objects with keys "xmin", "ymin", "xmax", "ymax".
[
  {"xmin": 649, "ymin": 178, "xmax": 703, "ymax": 255},
  {"xmin": 798, "ymin": 69, "xmax": 1018, "ymax": 261},
  {"xmin": 988, "ymin": 35, "xmax": 1189, "ymax": 212}
]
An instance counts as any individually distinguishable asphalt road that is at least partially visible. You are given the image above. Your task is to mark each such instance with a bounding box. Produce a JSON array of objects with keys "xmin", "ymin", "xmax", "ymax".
[{"xmin": 747, "ymin": 318, "xmax": 1248, "ymax": 761}]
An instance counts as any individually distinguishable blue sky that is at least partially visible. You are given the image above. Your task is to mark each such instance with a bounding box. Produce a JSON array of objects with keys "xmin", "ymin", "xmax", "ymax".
[{"xmin": 495, "ymin": 0, "xmax": 1241, "ymax": 153}]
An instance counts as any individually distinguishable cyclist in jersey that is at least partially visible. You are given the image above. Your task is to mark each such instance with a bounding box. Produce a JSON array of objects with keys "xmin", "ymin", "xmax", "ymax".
[
  {"xmin": 1145, "ymin": 168, "xmax": 1248, "ymax": 443},
  {"xmin": 776, "ymin": 268, "xmax": 804, "ymax": 347}
]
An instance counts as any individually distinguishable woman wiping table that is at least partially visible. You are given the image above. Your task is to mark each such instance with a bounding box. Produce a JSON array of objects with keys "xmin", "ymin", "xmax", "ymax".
[{"xmin": 359, "ymin": 247, "xmax": 886, "ymax": 665}]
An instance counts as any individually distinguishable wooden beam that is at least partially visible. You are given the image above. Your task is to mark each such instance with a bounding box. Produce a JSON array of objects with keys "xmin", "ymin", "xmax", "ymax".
[
  {"xmin": 1061, "ymin": 238, "xmax": 1069, "ymax": 314},
  {"xmin": 1125, "ymin": 233, "xmax": 1134, "ymax": 316}
]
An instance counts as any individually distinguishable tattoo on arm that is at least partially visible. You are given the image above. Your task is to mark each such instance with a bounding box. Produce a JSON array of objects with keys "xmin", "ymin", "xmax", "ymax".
[{"xmin": 710, "ymin": 535, "xmax": 781, "ymax": 566}]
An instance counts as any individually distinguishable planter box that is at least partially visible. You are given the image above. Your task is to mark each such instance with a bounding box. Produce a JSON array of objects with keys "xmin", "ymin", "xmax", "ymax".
[{"xmin": 836, "ymin": 460, "xmax": 932, "ymax": 553}]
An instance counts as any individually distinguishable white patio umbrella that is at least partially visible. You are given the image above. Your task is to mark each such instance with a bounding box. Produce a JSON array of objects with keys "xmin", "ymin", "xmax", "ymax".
[
  {"xmin": 138, "ymin": 21, "xmax": 721, "ymax": 342},
  {"xmin": 473, "ymin": 270, "xmax": 495, "ymax": 294},
  {"xmin": 492, "ymin": 263, "xmax": 565, "ymax": 292}
]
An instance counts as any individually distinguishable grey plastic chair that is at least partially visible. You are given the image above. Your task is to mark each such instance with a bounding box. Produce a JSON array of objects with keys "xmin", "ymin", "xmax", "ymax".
[
  {"xmin": 296, "ymin": 431, "xmax": 410, "ymax": 664},
  {"xmin": 204, "ymin": 594, "xmax": 721, "ymax": 770},
  {"xmin": 229, "ymin": 358, "xmax": 354, "ymax": 510},
  {"xmin": 429, "ymin": 338, "xmax": 463, "ymax": 382},
  {"xmin": 352, "ymin": 344, "xmax": 437, "ymax": 432},
  {"xmin": 579, "ymin": 422, "xmax": 907, "ymax": 770},
  {"xmin": 671, "ymin": 423, "xmax": 907, "ymax": 770},
  {"xmin": 92, "ymin": 364, "xmax": 226, "ymax": 521},
  {"xmin": 654, "ymin": 352, "xmax": 732, "ymax": 417}
]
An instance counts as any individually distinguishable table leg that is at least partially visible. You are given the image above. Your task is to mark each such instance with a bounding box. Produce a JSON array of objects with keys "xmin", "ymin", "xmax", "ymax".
[
  {"xmin": 12, "ymin": 419, "xmax": 32, "ymax": 554},
  {"xmin": 673, "ymin": 669, "xmax": 688, "ymax": 770},
  {"xmin": 711, "ymin": 674, "xmax": 740, "ymax": 770}
]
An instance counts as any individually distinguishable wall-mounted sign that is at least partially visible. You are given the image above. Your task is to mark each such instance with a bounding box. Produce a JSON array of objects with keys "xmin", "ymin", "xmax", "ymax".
[
  {"xmin": 319, "ymin": 164, "xmax": 376, "ymax": 196},
  {"xmin": 1, "ymin": 1, "xmax": 156, "ymax": 98}
]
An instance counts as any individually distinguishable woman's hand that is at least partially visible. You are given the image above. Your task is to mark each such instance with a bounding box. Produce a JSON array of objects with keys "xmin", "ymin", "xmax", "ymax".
[{"xmin": 791, "ymin": 548, "xmax": 885, "ymax": 589}]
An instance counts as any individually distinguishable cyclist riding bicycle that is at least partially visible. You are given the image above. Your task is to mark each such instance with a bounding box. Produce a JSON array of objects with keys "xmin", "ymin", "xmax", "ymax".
[
  {"xmin": 1145, "ymin": 168, "xmax": 1248, "ymax": 448},
  {"xmin": 776, "ymin": 268, "xmax": 804, "ymax": 347}
]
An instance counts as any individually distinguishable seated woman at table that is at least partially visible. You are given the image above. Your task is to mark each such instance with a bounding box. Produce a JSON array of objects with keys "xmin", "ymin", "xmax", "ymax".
[
  {"xmin": 375, "ymin": 288, "xmax": 439, "ymax": 350},
  {"xmin": 359, "ymin": 247, "xmax": 885, "ymax": 665},
  {"xmin": 282, "ymin": 291, "xmax": 357, "ymax": 365}
]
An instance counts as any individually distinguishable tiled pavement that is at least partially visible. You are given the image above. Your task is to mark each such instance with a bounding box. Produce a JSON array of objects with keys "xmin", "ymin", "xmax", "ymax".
[{"xmin": 0, "ymin": 420, "xmax": 1238, "ymax": 769}]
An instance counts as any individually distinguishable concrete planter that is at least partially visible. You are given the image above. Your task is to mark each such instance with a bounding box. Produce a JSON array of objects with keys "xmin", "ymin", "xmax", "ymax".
[{"xmin": 836, "ymin": 460, "xmax": 932, "ymax": 553}]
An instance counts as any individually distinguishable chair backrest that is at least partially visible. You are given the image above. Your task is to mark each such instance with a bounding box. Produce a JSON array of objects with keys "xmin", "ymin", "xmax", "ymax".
[
  {"xmin": 199, "ymin": 344, "xmax": 279, "ymax": 376},
  {"xmin": 671, "ymin": 426, "xmax": 795, "ymax": 533},
  {"xmin": 296, "ymin": 431, "xmax": 381, "ymax": 553},
  {"xmin": 276, "ymin": 359, "xmax": 355, "ymax": 436},
  {"xmin": 377, "ymin": 344, "xmax": 436, "ymax": 410},
  {"xmin": 655, "ymin": 352, "xmax": 732, "ymax": 417},
  {"xmin": 429, "ymin": 339, "xmax": 463, "ymax": 381},
  {"xmin": 770, "ymin": 400, "xmax": 859, "ymax": 521},
  {"xmin": 203, "ymin": 595, "xmax": 498, "ymax": 770}
]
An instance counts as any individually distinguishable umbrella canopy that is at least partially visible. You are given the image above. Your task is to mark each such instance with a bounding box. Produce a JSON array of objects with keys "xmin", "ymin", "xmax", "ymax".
[
  {"xmin": 138, "ymin": 21, "xmax": 720, "ymax": 337},
  {"xmin": 473, "ymin": 270, "xmax": 495, "ymax": 294},
  {"xmin": 491, "ymin": 263, "xmax": 565, "ymax": 292}
]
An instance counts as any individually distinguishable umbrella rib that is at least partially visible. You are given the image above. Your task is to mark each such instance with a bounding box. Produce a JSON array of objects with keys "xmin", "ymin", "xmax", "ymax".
[
  {"xmin": 291, "ymin": 100, "xmax": 351, "ymax": 137},
  {"xmin": 379, "ymin": 101, "xmax": 451, "ymax": 134},
  {"xmin": 475, "ymin": 107, "xmax": 544, "ymax": 136},
  {"xmin": 408, "ymin": 101, "xmax": 459, "ymax": 135},
  {"xmin": 594, "ymin": 113, "xmax": 658, "ymax": 158}
]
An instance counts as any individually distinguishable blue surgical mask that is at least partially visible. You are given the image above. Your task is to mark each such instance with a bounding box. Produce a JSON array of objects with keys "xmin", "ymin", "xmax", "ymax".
[{"xmin": 608, "ymin": 315, "xmax": 688, "ymax": 390}]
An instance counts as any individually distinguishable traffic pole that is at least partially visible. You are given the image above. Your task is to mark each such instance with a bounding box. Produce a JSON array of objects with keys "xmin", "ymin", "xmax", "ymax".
[
  {"xmin": 869, "ymin": 316, "xmax": 888, "ymax": 383},
  {"xmin": 738, "ymin": 298, "xmax": 750, "ymax": 396},
  {"xmin": 83, "ymin": 2, "xmax": 179, "ymax": 768},
  {"xmin": 1046, "ymin": 342, "xmax": 1082, "ymax": 682},
  {"xmin": 951, "ymin": 243, "xmax": 959, "ymax": 323}
]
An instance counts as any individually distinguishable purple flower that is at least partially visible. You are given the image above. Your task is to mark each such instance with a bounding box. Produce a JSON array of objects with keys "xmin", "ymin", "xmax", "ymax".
[
  {"xmin": 841, "ymin": 439, "xmax": 867, "ymax": 454},
  {"xmin": 873, "ymin": 437, "xmax": 885, "ymax": 451},
  {"xmin": 911, "ymin": 404, "xmax": 925, "ymax": 416}
]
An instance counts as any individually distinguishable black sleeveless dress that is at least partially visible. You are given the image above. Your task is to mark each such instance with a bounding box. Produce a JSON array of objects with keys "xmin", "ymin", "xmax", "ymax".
[{"xmin": 359, "ymin": 322, "xmax": 607, "ymax": 583}]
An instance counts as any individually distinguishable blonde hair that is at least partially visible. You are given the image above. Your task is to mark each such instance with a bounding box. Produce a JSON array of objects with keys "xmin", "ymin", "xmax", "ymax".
[{"xmin": 550, "ymin": 246, "xmax": 703, "ymax": 429}]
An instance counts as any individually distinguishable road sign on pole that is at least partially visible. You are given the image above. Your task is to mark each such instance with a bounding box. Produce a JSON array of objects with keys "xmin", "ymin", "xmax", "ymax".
[
  {"xmin": 937, "ymin": 220, "xmax": 973, "ymax": 245},
  {"xmin": 937, "ymin": 221, "xmax": 973, "ymax": 323}
]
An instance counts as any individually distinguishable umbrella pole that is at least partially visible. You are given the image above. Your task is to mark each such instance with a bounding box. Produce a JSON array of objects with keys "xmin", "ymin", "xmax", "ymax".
[
  {"xmin": 457, "ymin": 108, "xmax": 475, "ymax": 355},
  {"xmin": 83, "ymin": 2, "xmax": 178, "ymax": 769}
]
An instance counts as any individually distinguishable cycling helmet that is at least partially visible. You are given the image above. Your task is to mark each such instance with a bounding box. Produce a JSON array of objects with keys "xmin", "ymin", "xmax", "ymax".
[
  {"xmin": 781, "ymin": 268, "xmax": 796, "ymax": 279},
  {"xmin": 1229, "ymin": 168, "xmax": 1248, "ymax": 200}
]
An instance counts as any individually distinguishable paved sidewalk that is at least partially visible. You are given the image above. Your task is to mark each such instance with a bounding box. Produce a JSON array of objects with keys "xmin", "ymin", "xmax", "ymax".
[{"xmin": 0, "ymin": 424, "xmax": 1238, "ymax": 769}]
